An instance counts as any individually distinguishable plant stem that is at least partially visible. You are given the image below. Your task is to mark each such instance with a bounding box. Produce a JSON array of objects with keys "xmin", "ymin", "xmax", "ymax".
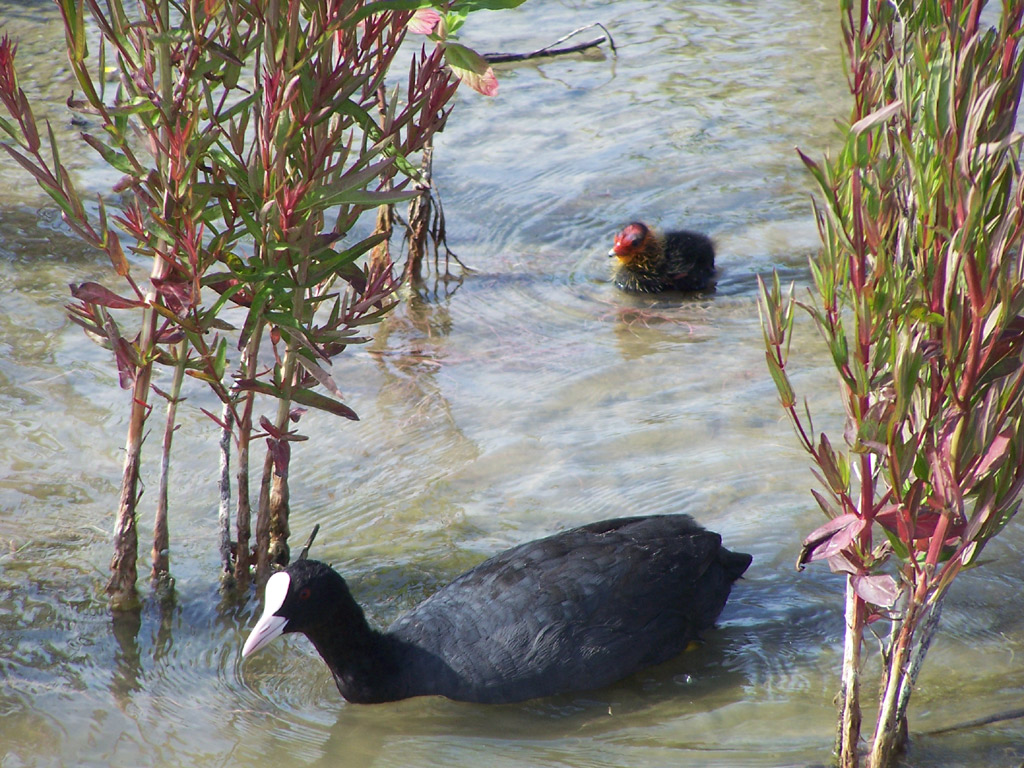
[
  {"xmin": 218, "ymin": 402, "xmax": 234, "ymax": 583},
  {"xmin": 258, "ymin": 264, "xmax": 310, "ymax": 579},
  {"xmin": 108, "ymin": 411, "xmax": 144, "ymax": 611},
  {"xmin": 406, "ymin": 141, "xmax": 433, "ymax": 282},
  {"xmin": 837, "ymin": 577, "xmax": 864, "ymax": 768},
  {"xmin": 152, "ymin": 339, "xmax": 188, "ymax": 588},
  {"xmin": 234, "ymin": 329, "xmax": 263, "ymax": 588}
]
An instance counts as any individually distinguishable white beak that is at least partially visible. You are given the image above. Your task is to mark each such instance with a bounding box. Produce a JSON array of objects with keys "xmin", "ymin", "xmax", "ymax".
[{"xmin": 242, "ymin": 571, "xmax": 292, "ymax": 658}]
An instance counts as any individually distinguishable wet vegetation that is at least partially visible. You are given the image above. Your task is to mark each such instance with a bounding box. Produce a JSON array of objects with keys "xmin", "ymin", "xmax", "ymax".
[
  {"xmin": 761, "ymin": 1, "xmax": 1024, "ymax": 765},
  {"xmin": 0, "ymin": 0, "xmax": 522, "ymax": 608}
]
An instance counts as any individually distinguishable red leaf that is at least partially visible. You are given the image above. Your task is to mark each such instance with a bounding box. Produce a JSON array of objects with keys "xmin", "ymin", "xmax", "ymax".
[
  {"xmin": 266, "ymin": 436, "xmax": 290, "ymax": 478},
  {"xmin": 205, "ymin": 275, "xmax": 253, "ymax": 307},
  {"xmin": 259, "ymin": 415, "xmax": 307, "ymax": 442},
  {"xmin": 155, "ymin": 327, "xmax": 186, "ymax": 344},
  {"xmin": 151, "ymin": 276, "xmax": 194, "ymax": 314},
  {"xmin": 259, "ymin": 415, "xmax": 286, "ymax": 439},
  {"xmin": 200, "ymin": 407, "xmax": 230, "ymax": 430},
  {"xmin": 112, "ymin": 337, "xmax": 138, "ymax": 389},
  {"xmin": 876, "ymin": 505, "xmax": 944, "ymax": 539},
  {"xmin": 235, "ymin": 378, "xmax": 359, "ymax": 421},
  {"xmin": 70, "ymin": 281, "xmax": 145, "ymax": 309}
]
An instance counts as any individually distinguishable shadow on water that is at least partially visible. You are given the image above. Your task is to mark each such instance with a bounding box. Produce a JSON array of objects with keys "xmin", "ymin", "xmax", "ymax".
[
  {"xmin": 110, "ymin": 609, "xmax": 144, "ymax": 702},
  {"xmin": 302, "ymin": 647, "xmax": 752, "ymax": 768}
]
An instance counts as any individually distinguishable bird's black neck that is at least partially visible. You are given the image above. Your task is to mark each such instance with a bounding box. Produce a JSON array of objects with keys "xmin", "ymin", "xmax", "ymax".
[{"xmin": 301, "ymin": 607, "xmax": 410, "ymax": 703}]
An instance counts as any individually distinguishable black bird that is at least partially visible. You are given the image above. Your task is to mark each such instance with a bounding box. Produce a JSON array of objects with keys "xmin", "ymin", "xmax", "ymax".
[
  {"xmin": 242, "ymin": 514, "xmax": 751, "ymax": 704},
  {"xmin": 609, "ymin": 222, "xmax": 716, "ymax": 293}
]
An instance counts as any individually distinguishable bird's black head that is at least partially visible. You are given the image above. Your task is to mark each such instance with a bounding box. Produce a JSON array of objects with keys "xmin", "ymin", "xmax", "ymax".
[{"xmin": 242, "ymin": 558, "xmax": 359, "ymax": 658}]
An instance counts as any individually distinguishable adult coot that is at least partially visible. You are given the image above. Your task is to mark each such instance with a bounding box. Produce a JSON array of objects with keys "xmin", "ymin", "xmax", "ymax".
[
  {"xmin": 242, "ymin": 514, "xmax": 751, "ymax": 704},
  {"xmin": 609, "ymin": 222, "xmax": 715, "ymax": 293}
]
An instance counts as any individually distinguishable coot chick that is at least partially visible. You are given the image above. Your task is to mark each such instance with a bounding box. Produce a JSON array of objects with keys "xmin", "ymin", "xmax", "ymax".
[
  {"xmin": 609, "ymin": 222, "xmax": 715, "ymax": 293},
  {"xmin": 242, "ymin": 514, "xmax": 751, "ymax": 704}
]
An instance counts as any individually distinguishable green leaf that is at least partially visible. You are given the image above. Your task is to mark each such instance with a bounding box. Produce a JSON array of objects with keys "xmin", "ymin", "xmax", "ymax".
[
  {"xmin": 0, "ymin": 115, "xmax": 22, "ymax": 142},
  {"xmin": 451, "ymin": 0, "xmax": 528, "ymax": 10},
  {"xmin": 306, "ymin": 233, "xmax": 388, "ymax": 286},
  {"xmin": 298, "ymin": 158, "xmax": 404, "ymax": 212},
  {"xmin": 444, "ymin": 43, "xmax": 498, "ymax": 96},
  {"xmin": 213, "ymin": 336, "xmax": 228, "ymax": 380},
  {"xmin": 303, "ymin": 185, "xmax": 419, "ymax": 209},
  {"xmin": 764, "ymin": 350, "xmax": 795, "ymax": 408},
  {"xmin": 81, "ymin": 133, "xmax": 137, "ymax": 176},
  {"xmin": 828, "ymin": 330, "xmax": 850, "ymax": 372},
  {"xmin": 880, "ymin": 524, "xmax": 912, "ymax": 562},
  {"xmin": 239, "ymin": 287, "xmax": 270, "ymax": 349},
  {"xmin": 235, "ymin": 378, "xmax": 360, "ymax": 420}
]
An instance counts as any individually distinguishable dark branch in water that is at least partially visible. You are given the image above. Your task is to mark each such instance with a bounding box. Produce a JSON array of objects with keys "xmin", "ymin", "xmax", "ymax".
[
  {"xmin": 922, "ymin": 707, "xmax": 1024, "ymax": 736},
  {"xmin": 484, "ymin": 24, "xmax": 616, "ymax": 64},
  {"xmin": 298, "ymin": 524, "xmax": 320, "ymax": 561}
]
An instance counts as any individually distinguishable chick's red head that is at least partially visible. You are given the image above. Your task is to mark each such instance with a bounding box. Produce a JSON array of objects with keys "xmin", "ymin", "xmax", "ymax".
[{"xmin": 609, "ymin": 222, "xmax": 653, "ymax": 263}]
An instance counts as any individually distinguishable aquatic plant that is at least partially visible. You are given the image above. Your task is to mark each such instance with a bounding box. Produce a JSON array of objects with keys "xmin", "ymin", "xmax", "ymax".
[
  {"xmin": 760, "ymin": 1, "xmax": 1024, "ymax": 765},
  {"xmin": 0, "ymin": 0, "xmax": 522, "ymax": 609}
]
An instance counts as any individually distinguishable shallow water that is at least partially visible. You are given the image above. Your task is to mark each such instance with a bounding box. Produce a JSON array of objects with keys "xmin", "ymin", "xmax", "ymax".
[{"xmin": 2, "ymin": 1, "xmax": 1024, "ymax": 767}]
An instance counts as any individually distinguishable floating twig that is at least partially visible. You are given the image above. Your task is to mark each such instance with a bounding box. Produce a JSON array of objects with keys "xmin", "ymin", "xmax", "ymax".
[
  {"xmin": 484, "ymin": 23, "xmax": 616, "ymax": 64},
  {"xmin": 922, "ymin": 707, "xmax": 1024, "ymax": 736}
]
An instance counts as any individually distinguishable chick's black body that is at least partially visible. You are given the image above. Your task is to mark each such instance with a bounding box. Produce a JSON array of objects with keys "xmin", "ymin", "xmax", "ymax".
[
  {"xmin": 610, "ymin": 222, "xmax": 716, "ymax": 294},
  {"xmin": 252, "ymin": 515, "xmax": 751, "ymax": 704}
]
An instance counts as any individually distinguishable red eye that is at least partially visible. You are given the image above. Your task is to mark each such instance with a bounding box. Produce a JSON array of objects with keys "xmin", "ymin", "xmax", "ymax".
[{"xmin": 298, "ymin": 586, "xmax": 312, "ymax": 601}]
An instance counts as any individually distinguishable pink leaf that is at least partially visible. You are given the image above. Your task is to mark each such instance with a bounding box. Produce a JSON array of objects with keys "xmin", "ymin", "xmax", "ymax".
[
  {"xmin": 971, "ymin": 431, "xmax": 1012, "ymax": 482},
  {"xmin": 796, "ymin": 513, "xmax": 865, "ymax": 571},
  {"xmin": 852, "ymin": 573, "xmax": 900, "ymax": 609},
  {"xmin": 825, "ymin": 551, "xmax": 861, "ymax": 575},
  {"xmin": 850, "ymin": 100, "xmax": 903, "ymax": 135},
  {"xmin": 408, "ymin": 8, "xmax": 441, "ymax": 35}
]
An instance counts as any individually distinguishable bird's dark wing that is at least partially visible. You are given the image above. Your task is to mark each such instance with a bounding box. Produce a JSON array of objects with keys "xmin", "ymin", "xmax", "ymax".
[{"xmin": 388, "ymin": 515, "xmax": 741, "ymax": 703}]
